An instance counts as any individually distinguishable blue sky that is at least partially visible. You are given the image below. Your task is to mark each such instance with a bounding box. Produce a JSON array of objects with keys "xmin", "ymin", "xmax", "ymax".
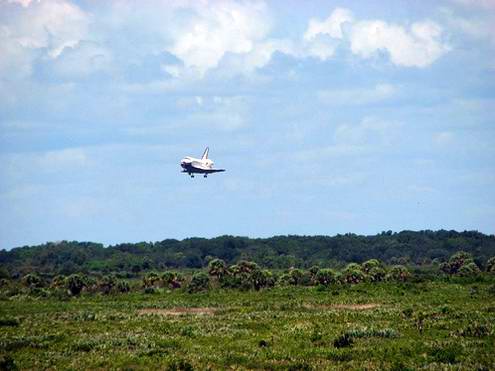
[{"xmin": 0, "ymin": 0, "xmax": 494, "ymax": 248}]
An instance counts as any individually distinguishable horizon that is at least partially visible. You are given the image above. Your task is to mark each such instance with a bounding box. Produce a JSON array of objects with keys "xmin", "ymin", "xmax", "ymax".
[{"xmin": 1, "ymin": 0, "xmax": 494, "ymax": 248}]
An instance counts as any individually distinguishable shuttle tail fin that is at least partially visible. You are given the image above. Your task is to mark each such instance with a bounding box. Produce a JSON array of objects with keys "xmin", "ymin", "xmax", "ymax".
[{"xmin": 201, "ymin": 147, "xmax": 209, "ymax": 160}]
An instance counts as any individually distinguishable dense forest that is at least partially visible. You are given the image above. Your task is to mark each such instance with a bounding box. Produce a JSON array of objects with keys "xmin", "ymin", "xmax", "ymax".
[{"xmin": 1, "ymin": 230, "xmax": 494, "ymax": 277}]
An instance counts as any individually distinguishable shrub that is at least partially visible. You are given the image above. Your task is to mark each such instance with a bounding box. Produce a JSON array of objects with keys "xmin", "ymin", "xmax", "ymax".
[
  {"xmin": 162, "ymin": 272, "xmax": 182, "ymax": 289},
  {"xmin": 142, "ymin": 272, "xmax": 160, "ymax": 288},
  {"xmin": 288, "ymin": 268, "xmax": 304, "ymax": 285},
  {"xmin": 458, "ymin": 322, "xmax": 492, "ymax": 337},
  {"xmin": 187, "ymin": 272, "xmax": 209, "ymax": 293},
  {"xmin": 97, "ymin": 275, "xmax": 116, "ymax": 294},
  {"xmin": 386, "ymin": 265, "xmax": 411, "ymax": 282},
  {"xmin": 167, "ymin": 358, "xmax": 194, "ymax": 371},
  {"xmin": 361, "ymin": 259, "xmax": 382, "ymax": 274},
  {"xmin": 66, "ymin": 274, "xmax": 86, "ymax": 296},
  {"xmin": 251, "ymin": 269, "xmax": 275, "ymax": 290},
  {"xmin": 208, "ymin": 259, "xmax": 227, "ymax": 279},
  {"xmin": 487, "ymin": 256, "xmax": 495, "ymax": 273},
  {"xmin": 367, "ymin": 266, "xmax": 386, "ymax": 282},
  {"xmin": 50, "ymin": 275, "xmax": 66, "ymax": 289},
  {"xmin": 237, "ymin": 260, "xmax": 259, "ymax": 274},
  {"xmin": 457, "ymin": 262, "xmax": 481, "ymax": 277},
  {"xmin": 315, "ymin": 269, "xmax": 336, "ymax": 286},
  {"xmin": 441, "ymin": 251, "xmax": 477, "ymax": 275},
  {"xmin": 340, "ymin": 263, "xmax": 365, "ymax": 284},
  {"xmin": 0, "ymin": 354, "xmax": 16, "ymax": 371},
  {"xmin": 0, "ymin": 318, "xmax": 20, "ymax": 327},
  {"xmin": 309, "ymin": 265, "xmax": 320, "ymax": 277},
  {"xmin": 333, "ymin": 334, "xmax": 353, "ymax": 348},
  {"xmin": 429, "ymin": 344, "xmax": 461, "ymax": 364},
  {"xmin": 21, "ymin": 273, "xmax": 43, "ymax": 288},
  {"xmin": 276, "ymin": 273, "xmax": 290, "ymax": 286},
  {"xmin": 116, "ymin": 280, "xmax": 130, "ymax": 293}
]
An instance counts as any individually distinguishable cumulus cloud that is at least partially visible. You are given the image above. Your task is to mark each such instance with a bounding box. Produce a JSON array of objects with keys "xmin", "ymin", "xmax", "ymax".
[
  {"xmin": 349, "ymin": 20, "xmax": 450, "ymax": 67},
  {"xmin": 304, "ymin": 8, "xmax": 353, "ymax": 41},
  {"xmin": 166, "ymin": 1, "xmax": 273, "ymax": 76},
  {"xmin": 0, "ymin": 0, "xmax": 96, "ymax": 79},
  {"xmin": 304, "ymin": 8, "xmax": 450, "ymax": 67}
]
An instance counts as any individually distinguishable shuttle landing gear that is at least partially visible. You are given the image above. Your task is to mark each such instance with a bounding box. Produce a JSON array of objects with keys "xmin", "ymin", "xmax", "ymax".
[
  {"xmin": 189, "ymin": 173, "xmax": 194, "ymax": 178},
  {"xmin": 204, "ymin": 174, "xmax": 207, "ymax": 178}
]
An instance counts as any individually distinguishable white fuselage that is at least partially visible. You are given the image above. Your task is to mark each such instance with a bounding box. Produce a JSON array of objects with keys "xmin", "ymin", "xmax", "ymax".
[{"xmin": 180, "ymin": 156, "xmax": 214, "ymax": 171}]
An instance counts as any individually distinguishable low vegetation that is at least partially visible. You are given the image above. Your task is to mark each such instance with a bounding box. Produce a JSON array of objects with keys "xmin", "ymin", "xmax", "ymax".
[{"xmin": 1, "ymin": 250, "xmax": 494, "ymax": 369}]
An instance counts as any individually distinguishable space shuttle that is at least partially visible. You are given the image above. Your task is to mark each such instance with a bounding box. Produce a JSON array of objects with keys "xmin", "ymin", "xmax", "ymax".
[{"xmin": 180, "ymin": 147, "xmax": 225, "ymax": 178}]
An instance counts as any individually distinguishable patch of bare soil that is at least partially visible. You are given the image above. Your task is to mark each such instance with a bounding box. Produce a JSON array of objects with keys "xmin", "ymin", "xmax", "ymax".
[
  {"xmin": 305, "ymin": 303, "xmax": 380, "ymax": 310},
  {"xmin": 137, "ymin": 307, "xmax": 216, "ymax": 316}
]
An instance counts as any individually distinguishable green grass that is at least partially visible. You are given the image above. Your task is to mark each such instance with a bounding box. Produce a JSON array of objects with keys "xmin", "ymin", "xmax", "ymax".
[{"xmin": 1, "ymin": 280, "xmax": 494, "ymax": 370}]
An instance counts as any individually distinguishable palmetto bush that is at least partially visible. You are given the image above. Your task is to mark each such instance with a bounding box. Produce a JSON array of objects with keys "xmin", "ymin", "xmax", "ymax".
[
  {"xmin": 21, "ymin": 273, "xmax": 43, "ymax": 289},
  {"xmin": 142, "ymin": 272, "xmax": 160, "ymax": 288},
  {"xmin": 486, "ymin": 257, "xmax": 495, "ymax": 273},
  {"xmin": 361, "ymin": 259, "xmax": 382, "ymax": 274},
  {"xmin": 208, "ymin": 259, "xmax": 227, "ymax": 279},
  {"xmin": 50, "ymin": 275, "xmax": 66, "ymax": 289},
  {"xmin": 367, "ymin": 267, "xmax": 386, "ymax": 282},
  {"xmin": 66, "ymin": 274, "xmax": 86, "ymax": 296},
  {"xmin": 457, "ymin": 262, "xmax": 481, "ymax": 277},
  {"xmin": 440, "ymin": 251, "xmax": 478, "ymax": 275},
  {"xmin": 340, "ymin": 263, "xmax": 365, "ymax": 284},
  {"xmin": 97, "ymin": 275, "xmax": 116, "ymax": 294},
  {"xmin": 161, "ymin": 271, "xmax": 183, "ymax": 289},
  {"xmin": 315, "ymin": 269, "xmax": 336, "ymax": 286},
  {"xmin": 386, "ymin": 265, "xmax": 411, "ymax": 282},
  {"xmin": 187, "ymin": 272, "xmax": 210, "ymax": 293}
]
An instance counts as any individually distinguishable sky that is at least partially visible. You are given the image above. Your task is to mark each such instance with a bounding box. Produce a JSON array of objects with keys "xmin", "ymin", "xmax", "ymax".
[{"xmin": 0, "ymin": 0, "xmax": 494, "ymax": 249}]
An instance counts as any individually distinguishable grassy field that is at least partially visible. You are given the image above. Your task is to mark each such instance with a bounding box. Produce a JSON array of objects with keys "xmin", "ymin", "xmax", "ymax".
[{"xmin": 1, "ymin": 279, "xmax": 494, "ymax": 370}]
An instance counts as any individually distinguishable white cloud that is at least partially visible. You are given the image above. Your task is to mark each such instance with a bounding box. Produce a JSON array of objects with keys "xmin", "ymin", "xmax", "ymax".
[
  {"xmin": 349, "ymin": 20, "xmax": 450, "ymax": 67},
  {"xmin": 0, "ymin": 0, "xmax": 91, "ymax": 78},
  {"xmin": 165, "ymin": 1, "xmax": 283, "ymax": 76},
  {"xmin": 304, "ymin": 8, "xmax": 450, "ymax": 67},
  {"xmin": 304, "ymin": 8, "xmax": 353, "ymax": 41}
]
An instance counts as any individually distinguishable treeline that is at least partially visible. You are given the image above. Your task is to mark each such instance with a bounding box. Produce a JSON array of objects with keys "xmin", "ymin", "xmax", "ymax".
[
  {"xmin": 1, "ymin": 230, "xmax": 494, "ymax": 277},
  {"xmin": 2, "ymin": 252, "xmax": 495, "ymax": 299}
]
